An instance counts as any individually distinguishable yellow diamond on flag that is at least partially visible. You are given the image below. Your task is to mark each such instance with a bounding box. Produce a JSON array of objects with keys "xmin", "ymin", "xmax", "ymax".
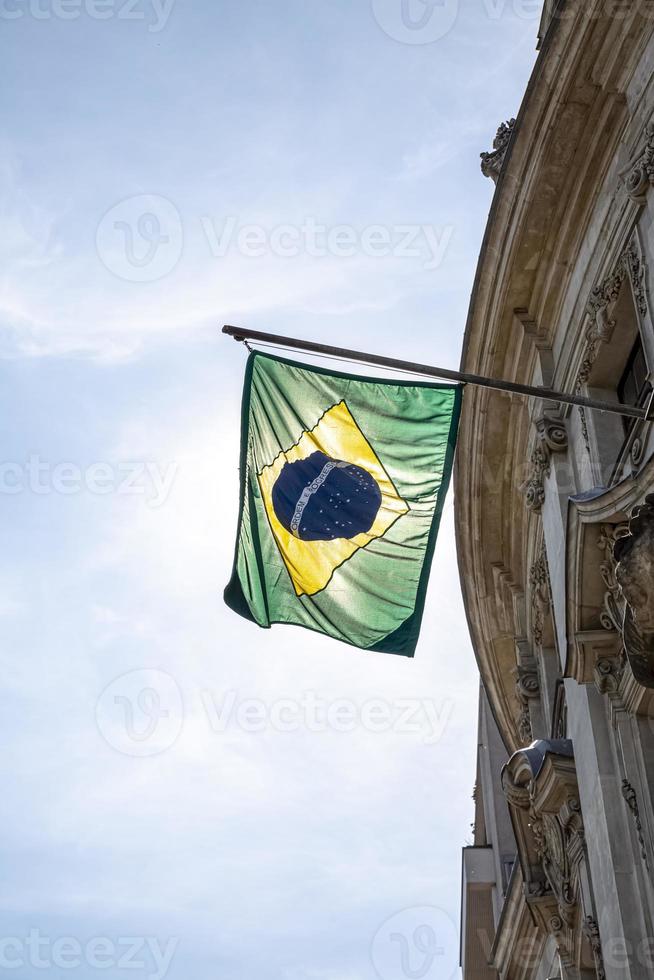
[{"xmin": 257, "ymin": 401, "xmax": 409, "ymax": 597}]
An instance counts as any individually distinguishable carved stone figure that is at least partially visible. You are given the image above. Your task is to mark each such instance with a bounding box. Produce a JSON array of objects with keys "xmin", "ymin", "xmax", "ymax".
[
  {"xmin": 614, "ymin": 495, "xmax": 654, "ymax": 687},
  {"xmin": 480, "ymin": 119, "xmax": 516, "ymax": 182}
]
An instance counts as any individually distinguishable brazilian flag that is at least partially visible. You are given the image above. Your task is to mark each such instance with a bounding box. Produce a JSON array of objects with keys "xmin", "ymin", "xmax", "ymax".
[{"xmin": 225, "ymin": 351, "xmax": 461, "ymax": 656}]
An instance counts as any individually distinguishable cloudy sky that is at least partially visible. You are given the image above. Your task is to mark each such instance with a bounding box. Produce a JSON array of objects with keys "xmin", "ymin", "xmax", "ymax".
[{"xmin": 1, "ymin": 2, "xmax": 539, "ymax": 978}]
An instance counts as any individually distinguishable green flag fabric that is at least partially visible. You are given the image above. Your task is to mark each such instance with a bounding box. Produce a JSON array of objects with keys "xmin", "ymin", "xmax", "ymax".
[{"xmin": 224, "ymin": 351, "xmax": 461, "ymax": 657}]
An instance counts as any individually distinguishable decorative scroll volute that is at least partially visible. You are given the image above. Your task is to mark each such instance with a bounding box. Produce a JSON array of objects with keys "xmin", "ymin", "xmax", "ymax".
[
  {"xmin": 520, "ymin": 417, "xmax": 568, "ymax": 513},
  {"xmin": 515, "ymin": 664, "xmax": 540, "ymax": 743},
  {"xmin": 624, "ymin": 122, "xmax": 654, "ymax": 205},
  {"xmin": 598, "ymin": 522, "xmax": 629, "ymax": 632}
]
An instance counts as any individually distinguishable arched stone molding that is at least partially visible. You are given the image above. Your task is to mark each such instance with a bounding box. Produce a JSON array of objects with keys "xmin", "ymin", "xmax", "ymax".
[{"xmin": 502, "ymin": 741, "xmax": 601, "ymax": 979}]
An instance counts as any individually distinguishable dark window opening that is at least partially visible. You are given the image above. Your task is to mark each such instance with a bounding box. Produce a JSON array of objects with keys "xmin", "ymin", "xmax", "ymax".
[{"xmin": 617, "ymin": 336, "xmax": 650, "ymax": 435}]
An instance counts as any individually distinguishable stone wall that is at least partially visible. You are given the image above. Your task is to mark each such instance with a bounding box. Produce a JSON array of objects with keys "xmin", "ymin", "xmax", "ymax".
[{"xmin": 458, "ymin": 5, "xmax": 654, "ymax": 979}]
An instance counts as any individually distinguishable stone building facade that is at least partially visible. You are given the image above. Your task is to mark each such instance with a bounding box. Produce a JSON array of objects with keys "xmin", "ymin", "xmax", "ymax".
[{"xmin": 458, "ymin": 4, "xmax": 654, "ymax": 978}]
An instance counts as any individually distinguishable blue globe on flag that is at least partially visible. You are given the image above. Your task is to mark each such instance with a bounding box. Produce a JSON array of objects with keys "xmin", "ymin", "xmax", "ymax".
[{"xmin": 272, "ymin": 451, "xmax": 382, "ymax": 542}]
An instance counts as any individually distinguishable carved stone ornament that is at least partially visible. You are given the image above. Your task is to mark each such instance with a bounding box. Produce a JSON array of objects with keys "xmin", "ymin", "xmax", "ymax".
[
  {"xmin": 530, "ymin": 543, "xmax": 552, "ymax": 650},
  {"xmin": 598, "ymin": 522, "xmax": 629, "ymax": 633},
  {"xmin": 622, "ymin": 779, "xmax": 649, "ymax": 869},
  {"xmin": 520, "ymin": 417, "xmax": 568, "ymax": 513},
  {"xmin": 624, "ymin": 123, "xmax": 654, "ymax": 205},
  {"xmin": 614, "ymin": 495, "xmax": 654, "ymax": 687},
  {"xmin": 575, "ymin": 236, "xmax": 648, "ymax": 452},
  {"xmin": 593, "ymin": 655, "xmax": 625, "ymax": 697},
  {"xmin": 583, "ymin": 916, "xmax": 606, "ymax": 980},
  {"xmin": 515, "ymin": 666, "xmax": 540, "ymax": 743},
  {"xmin": 502, "ymin": 742, "xmax": 591, "ymax": 969},
  {"xmin": 480, "ymin": 118, "xmax": 516, "ymax": 182},
  {"xmin": 631, "ymin": 433, "xmax": 647, "ymax": 467}
]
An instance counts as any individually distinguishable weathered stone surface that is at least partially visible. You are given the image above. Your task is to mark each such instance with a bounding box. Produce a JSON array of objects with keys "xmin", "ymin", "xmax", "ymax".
[{"xmin": 458, "ymin": 7, "xmax": 654, "ymax": 979}]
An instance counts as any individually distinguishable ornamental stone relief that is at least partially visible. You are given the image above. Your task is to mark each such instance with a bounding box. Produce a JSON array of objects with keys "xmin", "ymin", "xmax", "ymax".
[
  {"xmin": 530, "ymin": 543, "xmax": 552, "ymax": 651},
  {"xmin": 520, "ymin": 417, "xmax": 568, "ymax": 513},
  {"xmin": 531, "ymin": 807, "xmax": 580, "ymax": 928},
  {"xmin": 502, "ymin": 743, "xmax": 597, "ymax": 973},
  {"xmin": 480, "ymin": 118, "xmax": 516, "ymax": 182},
  {"xmin": 515, "ymin": 664, "xmax": 540, "ymax": 743},
  {"xmin": 624, "ymin": 122, "xmax": 654, "ymax": 205},
  {"xmin": 575, "ymin": 236, "xmax": 648, "ymax": 453},
  {"xmin": 582, "ymin": 916, "xmax": 606, "ymax": 980},
  {"xmin": 597, "ymin": 521, "xmax": 629, "ymax": 633},
  {"xmin": 593, "ymin": 654, "xmax": 625, "ymax": 697},
  {"xmin": 613, "ymin": 494, "xmax": 654, "ymax": 686},
  {"xmin": 622, "ymin": 779, "xmax": 649, "ymax": 870},
  {"xmin": 590, "ymin": 497, "xmax": 654, "ymax": 700}
]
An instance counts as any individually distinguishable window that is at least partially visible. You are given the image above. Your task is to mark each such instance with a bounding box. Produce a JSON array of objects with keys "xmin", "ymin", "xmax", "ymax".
[{"xmin": 617, "ymin": 335, "xmax": 651, "ymax": 435}]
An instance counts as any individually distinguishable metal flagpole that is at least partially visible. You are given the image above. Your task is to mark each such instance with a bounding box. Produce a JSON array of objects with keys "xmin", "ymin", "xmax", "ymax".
[{"xmin": 222, "ymin": 325, "xmax": 654, "ymax": 422}]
